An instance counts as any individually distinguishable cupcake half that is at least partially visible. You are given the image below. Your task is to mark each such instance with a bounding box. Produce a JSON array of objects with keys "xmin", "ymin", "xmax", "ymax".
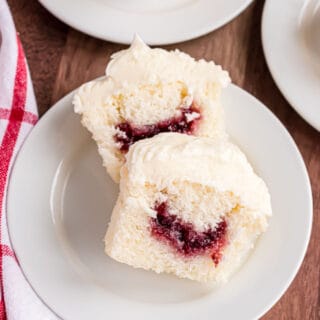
[
  {"xmin": 73, "ymin": 36, "xmax": 230, "ymax": 182},
  {"xmin": 105, "ymin": 133, "xmax": 272, "ymax": 283}
]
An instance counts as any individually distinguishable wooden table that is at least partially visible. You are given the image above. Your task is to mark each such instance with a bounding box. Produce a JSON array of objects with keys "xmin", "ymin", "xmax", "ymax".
[{"xmin": 8, "ymin": 1, "xmax": 320, "ymax": 319}]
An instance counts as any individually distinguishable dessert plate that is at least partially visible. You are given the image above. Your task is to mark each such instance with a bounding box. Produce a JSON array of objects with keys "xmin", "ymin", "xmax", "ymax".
[
  {"xmin": 262, "ymin": 0, "xmax": 320, "ymax": 131},
  {"xmin": 38, "ymin": 0, "xmax": 253, "ymax": 45},
  {"xmin": 7, "ymin": 84, "xmax": 312, "ymax": 320}
]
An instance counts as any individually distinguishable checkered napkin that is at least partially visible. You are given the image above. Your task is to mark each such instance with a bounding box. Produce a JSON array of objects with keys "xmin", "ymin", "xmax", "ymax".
[{"xmin": 0, "ymin": 1, "xmax": 57, "ymax": 319}]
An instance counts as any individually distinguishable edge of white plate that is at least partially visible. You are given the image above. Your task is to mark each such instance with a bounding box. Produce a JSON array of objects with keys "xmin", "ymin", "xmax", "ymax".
[
  {"xmin": 261, "ymin": 0, "xmax": 320, "ymax": 132},
  {"xmin": 5, "ymin": 92, "xmax": 78, "ymax": 319},
  {"xmin": 227, "ymin": 85, "xmax": 313, "ymax": 319},
  {"xmin": 38, "ymin": 0, "xmax": 254, "ymax": 45}
]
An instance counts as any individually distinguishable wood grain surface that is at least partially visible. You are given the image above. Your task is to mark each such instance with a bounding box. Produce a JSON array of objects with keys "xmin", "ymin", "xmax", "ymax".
[{"xmin": 7, "ymin": 0, "xmax": 320, "ymax": 319}]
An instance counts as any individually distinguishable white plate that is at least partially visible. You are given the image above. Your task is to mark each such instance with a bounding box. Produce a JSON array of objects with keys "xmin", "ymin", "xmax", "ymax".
[
  {"xmin": 262, "ymin": 0, "xmax": 320, "ymax": 131},
  {"xmin": 7, "ymin": 84, "xmax": 312, "ymax": 320},
  {"xmin": 38, "ymin": 0, "xmax": 253, "ymax": 45}
]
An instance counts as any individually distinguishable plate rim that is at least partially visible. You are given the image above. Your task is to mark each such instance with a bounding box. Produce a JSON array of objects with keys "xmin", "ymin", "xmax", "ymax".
[
  {"xmin": 38, "ymin": 0, "xmax": 254, "ymax": 45},
  {"xmin": 6, "ymin": 83, "xmax": 313, "ymax": 320},
  {"xmin": 261, "ymin": 0, "xmax": 320, "ymax": 131}
]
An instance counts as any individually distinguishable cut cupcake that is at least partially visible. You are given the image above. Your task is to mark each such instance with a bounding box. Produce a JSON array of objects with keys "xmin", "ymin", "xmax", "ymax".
[
  {"xmin": 105, "ymin": 133, "xmax": 272, "ymax": 283},
  {"xmin": 73, "ymin": 36, "xmax": 230, "ymax": 182}
]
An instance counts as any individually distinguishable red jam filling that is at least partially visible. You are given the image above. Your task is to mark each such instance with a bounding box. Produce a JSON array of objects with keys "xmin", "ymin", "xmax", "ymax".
[
  {"xmin": 114, "ymin": 103, "xmax": 201, "ymax": 152},
  {"xmin": 150, "ymin": 202, "xmax": 228, "ymax": 266}
]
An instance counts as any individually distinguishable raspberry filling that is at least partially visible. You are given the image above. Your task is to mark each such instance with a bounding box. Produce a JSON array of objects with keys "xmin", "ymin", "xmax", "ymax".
[
  {"xmin": 150, "ymin": 202, "xmax": 228, "ymax": 266},
  {"xmin": 114, "ymin": 103, "xmax": 201, "ymax": 152}
]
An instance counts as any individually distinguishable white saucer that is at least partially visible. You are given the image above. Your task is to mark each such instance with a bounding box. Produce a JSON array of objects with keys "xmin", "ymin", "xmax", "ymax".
[
  {"xmin": 7, "ymin": 84, "xmax": 312, "ymax": 320},
  {"xmin": 38, "ymin": 0, "xmax": 253, "ymax": 45},
  {"xmin": 262, "ymin": 0, "xmax": 320, "ymax": 131}
]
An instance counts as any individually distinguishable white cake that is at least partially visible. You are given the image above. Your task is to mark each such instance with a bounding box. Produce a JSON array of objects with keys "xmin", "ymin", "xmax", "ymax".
[
  {"xmin": 73, "ymin": 36, "xmax": 230, "ymax": 182},
  {"xmin": 105, "ymin": 133, "xmax": 272, "ymax": 283}
]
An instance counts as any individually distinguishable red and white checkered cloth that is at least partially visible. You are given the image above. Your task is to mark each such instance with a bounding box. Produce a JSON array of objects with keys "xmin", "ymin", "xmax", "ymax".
[{"xmin": 0, "ymin": 1, "xmax": 57, "ymax": 319}]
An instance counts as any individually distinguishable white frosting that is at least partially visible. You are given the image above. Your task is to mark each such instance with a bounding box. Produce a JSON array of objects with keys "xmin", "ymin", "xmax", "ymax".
[
  {"xmin": 124, "ymin": 133, "xmax": 272, "ymax": 217},
  {"xmin": 106, "ymin": 35, "xmax": 230, "ymax": 89},
  {"xmin": 74, "ymin": 35, "xmax": 230, "ymax": 116}
]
